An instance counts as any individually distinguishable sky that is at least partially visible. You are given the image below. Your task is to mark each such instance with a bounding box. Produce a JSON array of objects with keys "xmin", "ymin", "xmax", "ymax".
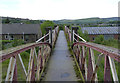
[{"xmin": 0, "ymin": 0, "xmax": 119, "ymax": 20}]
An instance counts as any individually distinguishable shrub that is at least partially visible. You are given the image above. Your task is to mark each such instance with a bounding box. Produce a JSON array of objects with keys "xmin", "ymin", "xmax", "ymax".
[
  {"xmin": 40, "ymin": 20, "xmax": 54, "ymax": 35},
  {"xmin": 20, "ymin": 51, "xmax": 30, "ymax": 60},
  {"xmin": 0, "ymin": 40, "xmax": 13, "ymax": 50},
  {"xmin": 94, "ymin": 35, "xmax": 104, "ymax": 44},
  {"xmin": 78, "ymin": 27, "xmax": 89, "ymax": 42},
  {"xmin": 12, "ymin": 39, "xmax": 24, "ymax": 47}
]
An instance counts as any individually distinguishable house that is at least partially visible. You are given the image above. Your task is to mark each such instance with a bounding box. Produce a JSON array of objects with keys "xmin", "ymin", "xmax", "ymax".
[
  {"xmin": 0, "ymin": 24, "xmax": 42, "ymax": 43},
  {"xmin": 81, "ymin": 27, "xmax": 120, "ymax": 41}
]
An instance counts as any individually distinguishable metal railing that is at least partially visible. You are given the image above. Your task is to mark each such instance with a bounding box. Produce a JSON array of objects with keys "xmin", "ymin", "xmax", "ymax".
[
  {"xmin": 65, "ymin": 26, "xmax": 120, "ymax": 82},
  {"xmin": 0, "ymin": 26, "xmax": 59, "ymax": 82}
]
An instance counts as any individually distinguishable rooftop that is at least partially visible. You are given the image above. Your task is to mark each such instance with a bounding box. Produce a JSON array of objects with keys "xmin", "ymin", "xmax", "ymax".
[
  {"xmin": 0, "ymin": 24, "xmax": 41, "ymax": 34},
  {"xmin": 82, "ymin": 27, "xmax": 120, "ymax": 35}
]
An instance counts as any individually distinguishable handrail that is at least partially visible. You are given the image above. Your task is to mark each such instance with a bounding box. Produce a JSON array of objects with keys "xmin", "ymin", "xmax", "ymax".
[
  {"xmin": 74, "ymin": 33, "xmax": 86, "ymax": 42},
  {"xmin": 72, "ymin": 42, "xmax": 120, "ymax": 62},
  {"xmin": 36, "ymin": 33, "xmax": 49, "ymax": 43},
  {"xmin": 1, "ymin": 26, "xmax": 59, "ymax": 82},
  {"xmin": 65, "ymin": 25, "xmax": 120, "ymax": 81},
  {"xmin": 0, "ymin": 42, "xmax": 52, "ymax": 62},
  {"xmin": 65, "ymin": 26, "xmax": 86, "ymax": 43},
  {"xmin": 72, "ymin": 42, "xmax": 120, "ymax": 81}
]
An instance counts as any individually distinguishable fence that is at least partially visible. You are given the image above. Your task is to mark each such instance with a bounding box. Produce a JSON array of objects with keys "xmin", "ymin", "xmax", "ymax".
[
  {"xmin": 65, "ymin": 26, "xmax": 120, "ymax": 82},
  {"xmin": 0, "ymin": 26, "xmax": 59, "ymax": 82}
]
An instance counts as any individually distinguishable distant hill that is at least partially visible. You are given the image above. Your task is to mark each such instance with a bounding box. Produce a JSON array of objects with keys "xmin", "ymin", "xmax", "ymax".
[
  {"xmin": 1, "ymin": 16, "xmax": 44, "ymax": 24},
  {"xmin": 1, "ymin": 16, "xmax": 119, "ymax": 25},
  {"xmin": 53, "ymin": 17, "xmax": 119, "ymax": 24}
]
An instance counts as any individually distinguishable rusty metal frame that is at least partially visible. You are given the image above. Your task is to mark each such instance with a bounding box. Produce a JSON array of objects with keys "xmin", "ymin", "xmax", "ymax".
[
  {"xmin": 5, "ymin": 56, "xmax": 16, "ymax": 81},
  {"xmin": 65, "ymin": 25, "xmax": 119, "ymax": 81},
  {"xmin": 1, "ymin": 42, "xmax": 52, "ymax": 62},
  {"xmin": 1, "ymin": 26, "xmax": 59, "ymax": 82},
  {"xmin": 72, "ymin": 42, "xmax": 120, "ymax": 81},
  {"xmin": 72, "ymin": 42, "xmax": 120, "ymax": 62}
]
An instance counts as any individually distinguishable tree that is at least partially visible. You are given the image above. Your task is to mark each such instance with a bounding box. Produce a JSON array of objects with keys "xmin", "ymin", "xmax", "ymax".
[
  {"xmin": 83, "ymin": 30, "xmax": 90, "ymax": 42},
  {"xmin": 78, "ymin": 27, "xmax": 84, "ymax": 38},
  {"xmin": 5, "ymin": 18, "xmax": 10, "ymax": 24},
  {"xmin": 40, "ymin": 20, "xmax": 54, "ymax": 35},
  {"xmin": 94, "ymin": 35, "xmax": 104, "ymax": 44},
  {"xmin": 12, "ymin": 39, "xmax": 24, "ymax": 47},
  {"xmin": 78, "ymin": 27, "xmax": 90, "ymax": 42}
]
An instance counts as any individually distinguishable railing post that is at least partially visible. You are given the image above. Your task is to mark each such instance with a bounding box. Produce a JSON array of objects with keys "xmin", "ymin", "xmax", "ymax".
[
  {"xmin": 87, "ymin": 48, "xmax": 94, "ymax": 81},
  {"xmin": 27, "ymin": 47, "xmax": 35, "ymax": 81},
  {"xmin": 71, "ymin": 28, "xmax": 73, "ymax": 43},
  {"xmin": 104, "ymin": 55, "xmax": 112, "ymax": 81},
  {"xmin": 44, "ymin": 34, "xmax": 46, "ymax": 42},
  {"xmin": 45, "ymin": 27, "xmax": 52, "ymax": 47},
  {"xmin": 71, "ymin": 27, "xmax": 79, "ymax": 44}
]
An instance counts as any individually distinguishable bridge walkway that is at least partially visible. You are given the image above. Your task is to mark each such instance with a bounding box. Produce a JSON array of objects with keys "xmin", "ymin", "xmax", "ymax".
[{"xmin": 44, "ymin": 30, "xmax": 78, "ymax": 81}]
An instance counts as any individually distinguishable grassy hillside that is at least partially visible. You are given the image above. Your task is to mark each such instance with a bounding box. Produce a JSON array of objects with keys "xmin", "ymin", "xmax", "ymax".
[{"xmin": 54, "ymin": 17, "xmax": 118, "ymax": 24}]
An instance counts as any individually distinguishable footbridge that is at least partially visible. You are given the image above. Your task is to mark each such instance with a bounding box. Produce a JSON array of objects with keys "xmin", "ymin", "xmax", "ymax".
[{"xmin": 0, "ymin": 26, "xmax": 120, "ymax": 82}]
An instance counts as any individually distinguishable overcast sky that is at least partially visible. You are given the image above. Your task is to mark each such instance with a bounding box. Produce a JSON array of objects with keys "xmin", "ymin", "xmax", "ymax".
[{"xmin": 0, "ymin": 0, "xmax": 119, "ymax": 20}]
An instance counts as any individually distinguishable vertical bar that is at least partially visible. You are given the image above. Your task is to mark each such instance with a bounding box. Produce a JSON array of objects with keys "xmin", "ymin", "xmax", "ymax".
[
  {"xmin": 13, "ymin": 63, "xmax": 17, "ymax": 81},
  {"xmin": 71, "ymin": 28, "xmax": 73, "ymax": 43},
  {"xmin": 108, "ymin": 56, "xmax": 118, "ymax": 81},
  {"xmin": 40, "ymin": 56, "xmax": 43, "ymax": 71},
  {"xmin": 0, "ymin": 17, "xmax": 2, "ymax": 83},
  {"xmin": 104, "ymin": 55, "xmax": 112, "ymax": 81},
  {"xmin": 44, "ymin": 34, "xmax": 46, "ymax": 42},
  {"xmin": 69, "ymin": 32, "xmax": 71, "ymax": 42},
  {"xmin": 84, "ymin": 47, "xmax": 88, "ymax": 80},
  {"xmin": 55, "ymin": 29, "xmax": 56, "ymax": 42},
  {"xmin": 77, "ymin": 45, "xmax": 80, "ymax": 65},
  {"xmin": 77, "ymin": 35, "xmax": 79, "ymax": 42},
  {"xmin": 90, "ymin": 48, "xmax": 98, "ymax": 81},
  {"xmin": 50, "ymin": 28, "xmax": 52, "ymax": 46},
  {"xmin": 91, "ymin": 53, "xmax": 103, "ymax": 81},
  {"xmin": 87, "ymin": 48, "xmax": 93, "ymax": 81},
  {"xmin": 40, "ymin": 46, "xmax": 44, "ymax": 70},
  {"xmin": 17, "ymin": 54, "xmax": 27, "ymax": 77},
  {"xmin": 26, "ymin": 48, "xmax": 35, "ymax": 81},
  {"xmin": 36, "ymin": 48, "xmax": 41, "ymax": 80},
  {"xmin": 49, "ymin": 30, "xmax": 51, "ymax": 44},
  {"xmin": 81, "ymin": 46, "xmax": 84, "ymax": 70},
  {"xmin": 79, "ymin": 46, "xmax": 81, "ymax": 67},
  {"xmin": 73, "ymin": 30, "xmax": 74, "ymax": 43},
  {"xmin": 31, "ymin": 61, "xmax": 35, "ymax": 81},
  {"xmin": 5, "ymin": 57, "xmax": 16, "ymax": 81},
  {"xmin": 49, "ymin": 29, "xmax": 52, "ymax": 46}
]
